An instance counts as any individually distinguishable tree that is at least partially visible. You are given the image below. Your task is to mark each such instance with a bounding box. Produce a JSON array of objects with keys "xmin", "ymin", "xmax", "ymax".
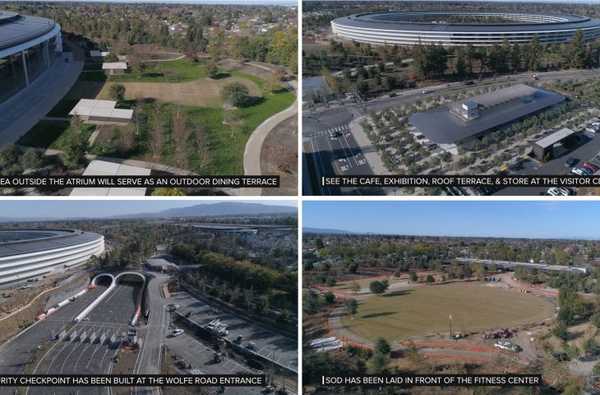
[
  {"xmin": 570, "ymin": 30, "xmax": 587, "ymax": 69},
  {"xmin": 374, "ymin": 338, "xmax": 391, "ymax": 355},
  {"xmin": 350, "ymin": 282, "xmax": 360, "ymax": 294},
  {"xmin": 369, "ymin": 280, "xmax": 389, "ymax": 294},
  {"xmin": 426, "ymin": 274, "xmax": 435, "ymax": 283},
  {"xmin": 222, "ymin": 82, "xmax": 251, "ymax": 107},
  {"xmin": 207, "ymin": 61, "xmax": 219, "ymax": 79},
  {"xmin": 527, "ymin": 35, "xmax": 542, "ymax": 72},
  {"xmin": 63, "ymin": 121, "xmax": 89, "ymax": 168},
  {"xmin": 591, "ymin": 312, "xmax": 600, "ymax": 328},
  {"xmin": 109, "ymin": 84, "xmax": 126, "ymax": 102},
  {"xmin": 455, "ymin": 47, "xmax": 467, "ymax": 78},
  {"xmin": 21, "ymin": 149, "xmax": 43, "ymax": 170},
  {"xmin": 553, "ymin": 321, "xmax": 568, "ymax": 341},
  {"xmin": 409, "ymin": 271, "xmax": 418, "ymax": 282},
  {"xmin": 368, "ymin": 351, "xmax": 388, "ymax": 374},
  {"xmin": 151, "ymin": 187, "xmax": 185, "ymax": 196},
  {"xmin": 324, "ymin": 291, "xmax": 336, "ymax": 305},
  {"xmin": 345, "ymin": 298, "xmax": 358, "ymax": 318},
  {"xmin": 584, "ymin": 338, "xmax": 600, "ymax": 357}
]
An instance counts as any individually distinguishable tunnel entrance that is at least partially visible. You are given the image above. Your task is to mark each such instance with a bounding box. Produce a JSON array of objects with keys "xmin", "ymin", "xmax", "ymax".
[
  {"xmin": 92, "ymin": 273, "xmax": 114, "ymax": 287},
  {"xmin": 116, "ymin": 272, "xmax": 146, "ymax": 286}
]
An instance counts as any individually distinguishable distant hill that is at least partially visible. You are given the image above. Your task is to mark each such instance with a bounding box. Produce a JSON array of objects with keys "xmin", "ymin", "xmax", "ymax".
[
  {"xmin": 303, "ymin": 227, "xmax": 352, "ymax": 235},
  {"xmin": 148, "ymin": 202, "xmax": 297, "ymax": 218},
  {"xmin": 0, "ymin": 203, "xmax": 296, "ymax": 222}
]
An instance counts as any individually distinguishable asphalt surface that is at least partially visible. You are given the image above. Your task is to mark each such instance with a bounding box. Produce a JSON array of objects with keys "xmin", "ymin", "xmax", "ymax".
[
  {"xmin": 165, "ymin": 332, "xmax": 263, "ymax": 395},
  {"xmin": 0, "ymin": 285, "xmax": 107, "ymax": 395},
  {"xmin": 132, "ymin": 268, "xmax": 170, "ymax": 395},
  {"xmin": 303, "ymin": 68, "xmax": 600, "ymax": 195},
  {"xmin": 27, "ymin": 283, "xmax": 142, "ymax": 395},
  {"xmin": 170, "ymin": 291, "xmax": 298, "ymax": 373},
  {"xmin": 303, "ymin": 109, "xmax": 380, "ymax": 195}
]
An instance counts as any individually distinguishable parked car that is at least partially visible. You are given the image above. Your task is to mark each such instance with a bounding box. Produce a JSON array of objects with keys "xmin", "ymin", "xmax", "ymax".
[
  {"xmin": 565, "ymin": 157, "xmax": 579, "ymax": 167},
  {"xmin": 168, "ymin": 329, "xmax": 184, "ymax": 338},
  {"xmin": 581, "ymin": 162, "xmax": 599, "ymax": 173}
]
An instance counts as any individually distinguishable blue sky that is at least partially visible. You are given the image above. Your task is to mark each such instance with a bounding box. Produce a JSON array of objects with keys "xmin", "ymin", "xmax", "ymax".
[
  {"xmin": 303, "ymin": 201, "xmax": 600, "ymax": 239},
  {"xmin": 0, "ymin": 200, "xmax": 296, "ymax": 219}
]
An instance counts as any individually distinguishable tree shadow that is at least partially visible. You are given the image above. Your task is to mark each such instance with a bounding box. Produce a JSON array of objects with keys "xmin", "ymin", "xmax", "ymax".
[
  {"xmin": 211, "ymin": 72, "xmax": 231, "ymax": 80},
  {"xmin": 382, "ymin": 290, "xmax": 413, "ymax": 298},
  {"xmin": 361, "ymin": 311, "xmax": 397, "ymax": 319}
]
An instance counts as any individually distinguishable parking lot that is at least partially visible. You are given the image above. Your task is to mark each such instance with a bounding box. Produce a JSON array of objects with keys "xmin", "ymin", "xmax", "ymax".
[
  {"xmin": 165, "ymin": 332, "xmax": 263, "ymax": 395},
  {"xmin": 169, "ymin": 291, "xmax": 298, "ymax": 373},
  {"xmin": 498, "ymin": 131, "xmax": 600, "ymax": 195}
]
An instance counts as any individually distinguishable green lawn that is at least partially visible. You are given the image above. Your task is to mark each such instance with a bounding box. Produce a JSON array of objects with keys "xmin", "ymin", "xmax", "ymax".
[
  {"xmin": 340, "ymin": 283, "xmax": 555, "ymax": 343},
  {"xmin": 111, "ymin": 59, "xmax": 208, "ymax": 83},
  {"xmin": 231, "ymin": 70, "xmax": 265, "ymax": 90}
]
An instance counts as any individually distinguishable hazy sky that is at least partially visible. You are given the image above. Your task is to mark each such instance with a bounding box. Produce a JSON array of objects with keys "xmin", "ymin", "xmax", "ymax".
[
  {"xmin": 7, "ymin": 0, "xmax": 296, "ymax": 4},
  {"xmin": 303, "ymin": 201, "xmax": 600, "ymax": 240},
  {"xmin": 0, "ymin": 200, "xmax": 296, "ymax": 219}
]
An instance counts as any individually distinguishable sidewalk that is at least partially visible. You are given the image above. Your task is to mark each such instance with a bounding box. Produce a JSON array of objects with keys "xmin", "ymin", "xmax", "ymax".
[{"xmin": 349, "ymin": 116, "xmax": 391, "ymax": 175}]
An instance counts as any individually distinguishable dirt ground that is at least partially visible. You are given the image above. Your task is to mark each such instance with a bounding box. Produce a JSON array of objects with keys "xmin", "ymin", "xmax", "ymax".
[
  {"xmin": 260, "ymin": 115, "xmax": 297, "ymax": 196},
  {"xmin": 98, "ymin": 76, "xmax": 261, "ymax": 107}
]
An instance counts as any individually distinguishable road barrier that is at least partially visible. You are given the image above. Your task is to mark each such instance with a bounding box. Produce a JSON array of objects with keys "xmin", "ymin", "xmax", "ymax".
[{"xmin": 74, "ymin": 274, "xmax": 116, "ymax": 322}]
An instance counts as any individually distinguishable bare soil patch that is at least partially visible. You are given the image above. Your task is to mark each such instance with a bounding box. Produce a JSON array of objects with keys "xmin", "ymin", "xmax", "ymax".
[{"xmin": 260, "ymin": 115, "xmax": 297, "ymax": 196}]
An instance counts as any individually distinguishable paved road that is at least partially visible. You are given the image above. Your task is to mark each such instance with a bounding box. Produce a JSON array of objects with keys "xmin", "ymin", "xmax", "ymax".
[
  {"xmin": 303, "ymin": 68, "xmax": 600, "ymax": 195},
  {"xmin": 132, "ymin": 269, "xmax": 170, "ymax": 395},
  {"xmin": 303, "ymin": 111, "xmax": 380, "ymax": 195}
]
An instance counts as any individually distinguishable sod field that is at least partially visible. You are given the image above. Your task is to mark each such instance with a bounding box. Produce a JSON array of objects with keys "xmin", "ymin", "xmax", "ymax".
[{"xmin": 340, "ymin": 282, "xmax": 555, "ymax": 343}]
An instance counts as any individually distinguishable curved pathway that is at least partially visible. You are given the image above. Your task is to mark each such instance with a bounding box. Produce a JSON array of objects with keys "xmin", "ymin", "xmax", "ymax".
[{"xmin": 242, "ymin": 83, "xmax": 298, "ymax": 196}]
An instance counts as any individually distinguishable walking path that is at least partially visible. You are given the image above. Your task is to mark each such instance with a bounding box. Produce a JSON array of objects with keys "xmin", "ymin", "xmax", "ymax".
[{"xmin": 242, "ymin": 81, "xmax": 298, "ymax": 196}]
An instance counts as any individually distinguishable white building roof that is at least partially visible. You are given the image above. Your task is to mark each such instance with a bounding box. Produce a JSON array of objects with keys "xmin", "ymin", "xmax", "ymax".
[
  {"xmin": 102, "ymin": 62, "xmax": 128, "ymax": 70},
  {"xmin": 69, "ymin": 99, "xmax": 133, "ymax": 121},
  {"xmin": 70, "ymin": 160, "xmax": 151, "ymax": 196},
  {"xmin": 90, "ymin": 50, "xmax": 110, "ymax": 57},
  {"xmin": 535, "ymin": 128, "xmax": 577, "ymax": 149}
]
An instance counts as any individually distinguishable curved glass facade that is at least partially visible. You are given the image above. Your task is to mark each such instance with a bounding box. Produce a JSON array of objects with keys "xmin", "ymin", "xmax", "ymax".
[{"xmin": 0, "ymin": 33, "xmax": 60, "ymax": 104}]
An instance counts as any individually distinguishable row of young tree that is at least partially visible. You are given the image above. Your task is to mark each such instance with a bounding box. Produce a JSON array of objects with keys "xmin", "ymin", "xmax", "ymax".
[
  {"xmin": 170, "ymin": 242, "xmax": 297, "ymax": 306},
  {"xmin": 414, "ymin": 32, "xmax": 597, "ymax": 80},
  {"xmin": 310, "ymin": 31, "xmax": 600, "ymax": 83}
]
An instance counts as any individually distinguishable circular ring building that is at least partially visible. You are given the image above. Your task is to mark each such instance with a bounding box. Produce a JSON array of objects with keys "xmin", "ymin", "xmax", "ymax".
[
  {"xmin": 0, "ymin": 229, "xmax": 104, "ymax": 286},
  {"xmin": 0, "ymin": 11, "xmax": 62, "ymax": 104},
  {"xmin": 331, "ymin": 12, "xmax": 600, "ymax": 46}
]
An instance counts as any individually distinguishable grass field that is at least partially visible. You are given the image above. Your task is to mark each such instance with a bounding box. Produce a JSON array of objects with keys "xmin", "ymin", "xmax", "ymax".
[
  {"xmin": 340, "ymin": 283, "xmax": 555, "ymax": 343},
  {"xmin": 110, "ymin": 58, "xmax": 207, "ymax": 83}
]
